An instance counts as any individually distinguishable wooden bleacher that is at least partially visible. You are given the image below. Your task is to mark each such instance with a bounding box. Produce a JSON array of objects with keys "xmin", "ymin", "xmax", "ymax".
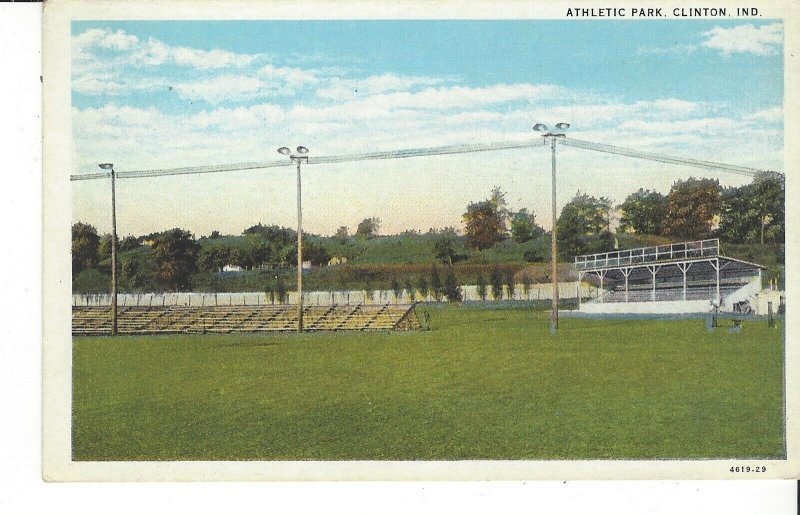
[{"xmin": 72, "ymin": 303, "xmax": 420, "ymax": 335}]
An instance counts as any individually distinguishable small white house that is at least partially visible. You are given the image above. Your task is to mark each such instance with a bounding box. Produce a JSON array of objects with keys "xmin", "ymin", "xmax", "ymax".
[
  {"xmin": 302, "ymin": 260, "xmax": 312, "ymax": 270},
  {"xmin": 222, "ymin": 264, "xmax": 243, "ymax": 272}
]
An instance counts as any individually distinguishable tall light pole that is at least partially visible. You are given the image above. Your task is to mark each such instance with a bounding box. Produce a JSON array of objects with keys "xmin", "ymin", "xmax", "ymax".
[
  {"xmin": 533, "ymin": 123, "xmax": 570, "ymax": 334},
  {"xmin": 277, "ymin": 146, "xmax": 309, "ymax": 332},
  {"xmin": 98, "ymin": 162, "xmax": 117, "ymax": 336}
]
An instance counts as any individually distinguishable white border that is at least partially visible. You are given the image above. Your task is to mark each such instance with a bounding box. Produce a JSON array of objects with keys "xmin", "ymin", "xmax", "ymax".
[{"xmin": 42, "ymin": 0, "xmax": 800, "ymax": 481}]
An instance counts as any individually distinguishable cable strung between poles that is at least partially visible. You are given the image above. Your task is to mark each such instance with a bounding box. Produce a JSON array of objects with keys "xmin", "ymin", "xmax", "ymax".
[
  {"xmin": 560, "ymin": 137, "xmax": 773, "ymax": 178},
  {"xmin": 69, "ymin": 137, "xmax": 779, "ymax": 181}
]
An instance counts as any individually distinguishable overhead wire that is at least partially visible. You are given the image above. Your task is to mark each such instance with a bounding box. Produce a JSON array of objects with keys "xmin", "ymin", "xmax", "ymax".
[
  {"xmin": 69, "ymin": 136, "xmax": 779, "ymax": 182},
  {"xmin": 560, "ymin": 137, "xmax": 771, "ymax": 178}
]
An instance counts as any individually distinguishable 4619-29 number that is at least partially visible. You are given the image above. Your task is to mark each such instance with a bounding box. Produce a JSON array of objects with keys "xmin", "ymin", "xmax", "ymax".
[{"xmin": 730, "ymin": 466, "xmax": 766, "ymax": 473}]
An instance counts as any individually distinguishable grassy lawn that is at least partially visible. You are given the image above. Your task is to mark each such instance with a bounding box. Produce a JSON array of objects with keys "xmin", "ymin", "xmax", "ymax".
[{"xmin": 72, "ymin": 306, "xmax": 785, "ymax": 461}]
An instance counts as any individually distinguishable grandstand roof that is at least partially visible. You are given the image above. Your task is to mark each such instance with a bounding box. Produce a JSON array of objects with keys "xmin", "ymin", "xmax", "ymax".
[{"xmin": 573, "ymin": 239, "xmax": 765, "ymax": 274}]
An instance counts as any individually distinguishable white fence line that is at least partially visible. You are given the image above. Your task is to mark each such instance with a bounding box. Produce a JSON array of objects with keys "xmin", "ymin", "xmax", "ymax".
[{"xmin": 72, "ymin": 282, "xmax": 600, "ymax": 307}]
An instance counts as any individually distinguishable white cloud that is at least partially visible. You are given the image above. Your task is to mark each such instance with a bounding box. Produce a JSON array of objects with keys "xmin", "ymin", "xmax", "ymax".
[
  {"xmin": 72, "ymin": 28, "xmax": 261, "ymax": 70},
  {"xmin": 169, "ymin": 65, "xmax": 321, "ymax": 103},
  {"xmin": 72, "ymin": 73, "xmax": 125, "ymax": 95},
  {"xmin": 701, "ymin": 23, "xmax": 783, "ymax": 56},
  {"xmin": 258, "ymin": 64, "xmax": 318, "ymax": 88},
  {"xmin": 173, "ymin": 46, "xmax": 257, "ymax": 69},
  {"xmin": 98, "ymin": 30, "xmax": 139, "ymax": 51},
  {"xmin": 316, "ymin": 73, "xmax": 445, "ymax": 101},
  {"xmin": 744, "ymin": 106, "xmax": 782, "ymax": 123},
  {"xmin": 72, "ymin": 93, "xmax": 783, "ymax": 237},
  {"xmin": 172, "ymin": 76, "xmax": 266, "ymax": 103}
]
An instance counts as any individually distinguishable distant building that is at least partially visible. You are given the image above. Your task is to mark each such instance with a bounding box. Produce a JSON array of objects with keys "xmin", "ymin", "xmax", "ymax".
[
  {"xmin": 222, "ymin": 264, "xmax": 242, "ymax": 272},
  {"xmin": 328, "ymin": 256, "xmax": 348, "ymax": 266},
  {"xmin": 302, "ymin": 260, "xmax": 312, "ymax": 270}
]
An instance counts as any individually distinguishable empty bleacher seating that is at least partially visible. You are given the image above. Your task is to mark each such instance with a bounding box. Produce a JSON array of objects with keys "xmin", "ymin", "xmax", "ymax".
[{"xmin": 72, "ymin": 303, "xmax": 420, "ymax": 335}]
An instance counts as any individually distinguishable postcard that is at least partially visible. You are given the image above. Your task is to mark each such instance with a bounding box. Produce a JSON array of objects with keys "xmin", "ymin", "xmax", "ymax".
[{"xmin": 43, "ymin": 0, "xmax": 799, "ymax": 480}]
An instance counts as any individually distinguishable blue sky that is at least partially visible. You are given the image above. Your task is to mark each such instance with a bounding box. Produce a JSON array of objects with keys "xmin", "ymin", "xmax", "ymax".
[{"xmin": 71, "ymin": 20, "xmax": 784, "ymax": 236}]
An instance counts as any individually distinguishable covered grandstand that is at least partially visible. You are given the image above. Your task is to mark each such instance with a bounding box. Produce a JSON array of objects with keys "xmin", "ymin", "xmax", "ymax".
[{"xmin": 574, "ymin": 239, "xmax": 767, "ymax": 314}]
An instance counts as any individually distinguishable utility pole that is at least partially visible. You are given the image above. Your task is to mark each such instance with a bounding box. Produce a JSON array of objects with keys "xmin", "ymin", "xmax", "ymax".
[
  {"xmin": 278, "ymin": 146, "xmax": 309, "ymax": 332},
  {"xmin": 549, "ymin": 136, "xmax": 559, "ymax": 333},
  {"xmin": 99, "ymin": 163, "xmax": 117, "ymax": 335},
  {"xmin": 533, "ymin": 123, "xmax": 570, "ymax": 334}
]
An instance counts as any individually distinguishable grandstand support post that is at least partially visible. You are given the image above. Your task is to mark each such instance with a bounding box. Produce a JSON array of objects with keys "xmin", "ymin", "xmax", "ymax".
[
  {"xmin": 534, "ymin": 122, "xmax": 569, "ymax": 334},
  {"xmin": 99, "ymin": 163, "xmax": 117, "ymax": 336},
  {"xmin": 713, "ymin": 258, "xmax": 721, "ymax": 304},
  {"xmin": 621, "ymin": 268, "xmax": 631, "ymax": 303},
  {"xmin": 277, "ymin": 146, "xmax": 309, "ymax": 332},
  {"xmin": 677, "ymin": 262, "xmax": 692, "ymax": 301},
  {"xmin": 597, "ymin": 270, "xmax": 606, "ymax": 303},
  {"xmin": 647, "ymin": 265, "xmax": 661, "ymax": 302}
]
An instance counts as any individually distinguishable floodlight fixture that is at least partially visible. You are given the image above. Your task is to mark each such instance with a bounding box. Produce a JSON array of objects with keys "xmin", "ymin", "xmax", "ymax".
[
  {"xmin": 532, "ymin": 123, "xmax": 548, "ymax": 132},
  {"xmin": 555, "ymin": 122, "xmax": 571, "ymax": 130},
  {"xmin": 99, "ymin": 163, "xmax": 114, "ymax": 170},
  {"xmin": 296, "ymin": 146, "xmax": 309, "ymax": 154},
  {"xmin": 277, "ymin": 147, "xmax": 291, "ymax": 155}
]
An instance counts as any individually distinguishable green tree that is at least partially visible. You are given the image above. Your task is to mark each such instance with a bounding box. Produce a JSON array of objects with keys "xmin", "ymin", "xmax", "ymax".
[
  {"xmin": 404, "ymin": 279, "xmax": 416, "ymax": 303},
  {"xmin": 523, "ymin": 246, "xmax": 546, "ymax": 263},
  {"xmin": 151, "ymin": 228, "xmax": 200, "ymax": 291},
  {"xmin": 71, "ymin": 222, "xmax": 100, "ymax": 275},
  {"xmin": 510, "ymin": 208, "xmax": 543, "ymax": 243},
  {"xmin": 556, "ymin": 192, "xmax": 613, "ymax": 258},
  {"xmin": 334, "ymin": 226, "xmax": 349, "ymax": 244},
  {"xmin": 302, "ymin": 241, "xmax": 332, "ymax": 267},
  {"xmin": 521, "ymin": 272, "xmax": 531, "ymax": 298},
  {"xmin": 241, "ymin": 234, "xmax": 272, "ymax": 268},
  {"xmin": 228, "ymin": 247, "xmax": 244, "ymax": 268},
  {"xmin": 72, "ymin": 268, "xmax": 109, "ymax": 294},
  {"xmin": 476, "ymin": 273, "xmax": 488, "ymax": 301},
  {"xmin": 390, "ymin": 276, "xmax": 402, "ymax": 301},
  {"xmin": 198, "ymin": 245, "xmax": 230, "ymax": 273},
  {"xmin": 618, "ymin": 188, "xmax": 667, "ymax": 235},
  {"xmin": 463, "ymin": 199, "xmax": 507, "ymax": 251},
  {"xmin": 355, "ymin": 217, "xmax": 381, "ymax": 238},
  {"xmin": 504, "ymin": 270, "xmax": 516, "ymax": 300},
  {"xmin": 433, "ymin": 236, "xmax": 458, "ymax": 264},
  {"xmin": 416, "ymin": 275, "xmax": 428, "ymax": 300},
  {"xmin": 243, "ymin": 224, "xmax": 296, "ymax": 244},
  {"xmin": 442, "ymin": 267, "xmax": 462, "ymax": 302},
  {"xmin": 430, "ymin": 266, "xmax": 443, "ymax": 301},
  {"xmin": 97, "ymin": 233, "xmax": 114, "ymax": 262},
  {"xmin": 119, "ymin": 235, "xmax": 140, "ymax": 252},
  {"xmin": 120, "ymin": 254, "xmax": 152, "ymax": 290},
  {"xmin": 274, "ymin": 275, "xmax": 288, "ymax": 304},
  {"xmin": 719, "ymin": 171, "xmax": 784, "ymax": 245},
  {"xmin": 490, "ymin": 269, "xmax": 503, "ymax": 300},
  {"xmin": 752, "ymin": 171, "xmax": 785, "ymax": 244},
  {"xmin": 664, "ymin": 178, "xmax": 721, "ymax": 240}
]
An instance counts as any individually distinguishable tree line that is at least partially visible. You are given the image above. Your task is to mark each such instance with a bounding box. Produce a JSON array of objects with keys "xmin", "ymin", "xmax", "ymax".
[
  {"xmin": 460, "ymin": 171, "xmax": 784, "ymax": 260},
  {"xmin": 72, "ymin": 172, "xmax": 783, "ymax": 293}
]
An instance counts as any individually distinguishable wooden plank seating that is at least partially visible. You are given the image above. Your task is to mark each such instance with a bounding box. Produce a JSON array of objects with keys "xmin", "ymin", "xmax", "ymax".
[{"xmin": 72, "ymin": 303, "xmax": 420, "ymax": 335}]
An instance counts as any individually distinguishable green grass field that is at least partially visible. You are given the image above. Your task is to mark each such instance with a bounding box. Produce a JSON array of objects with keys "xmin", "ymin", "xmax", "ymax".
[{"xmin": 72, "ymin": 306, "xmax": 785, "ymax": 461}]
